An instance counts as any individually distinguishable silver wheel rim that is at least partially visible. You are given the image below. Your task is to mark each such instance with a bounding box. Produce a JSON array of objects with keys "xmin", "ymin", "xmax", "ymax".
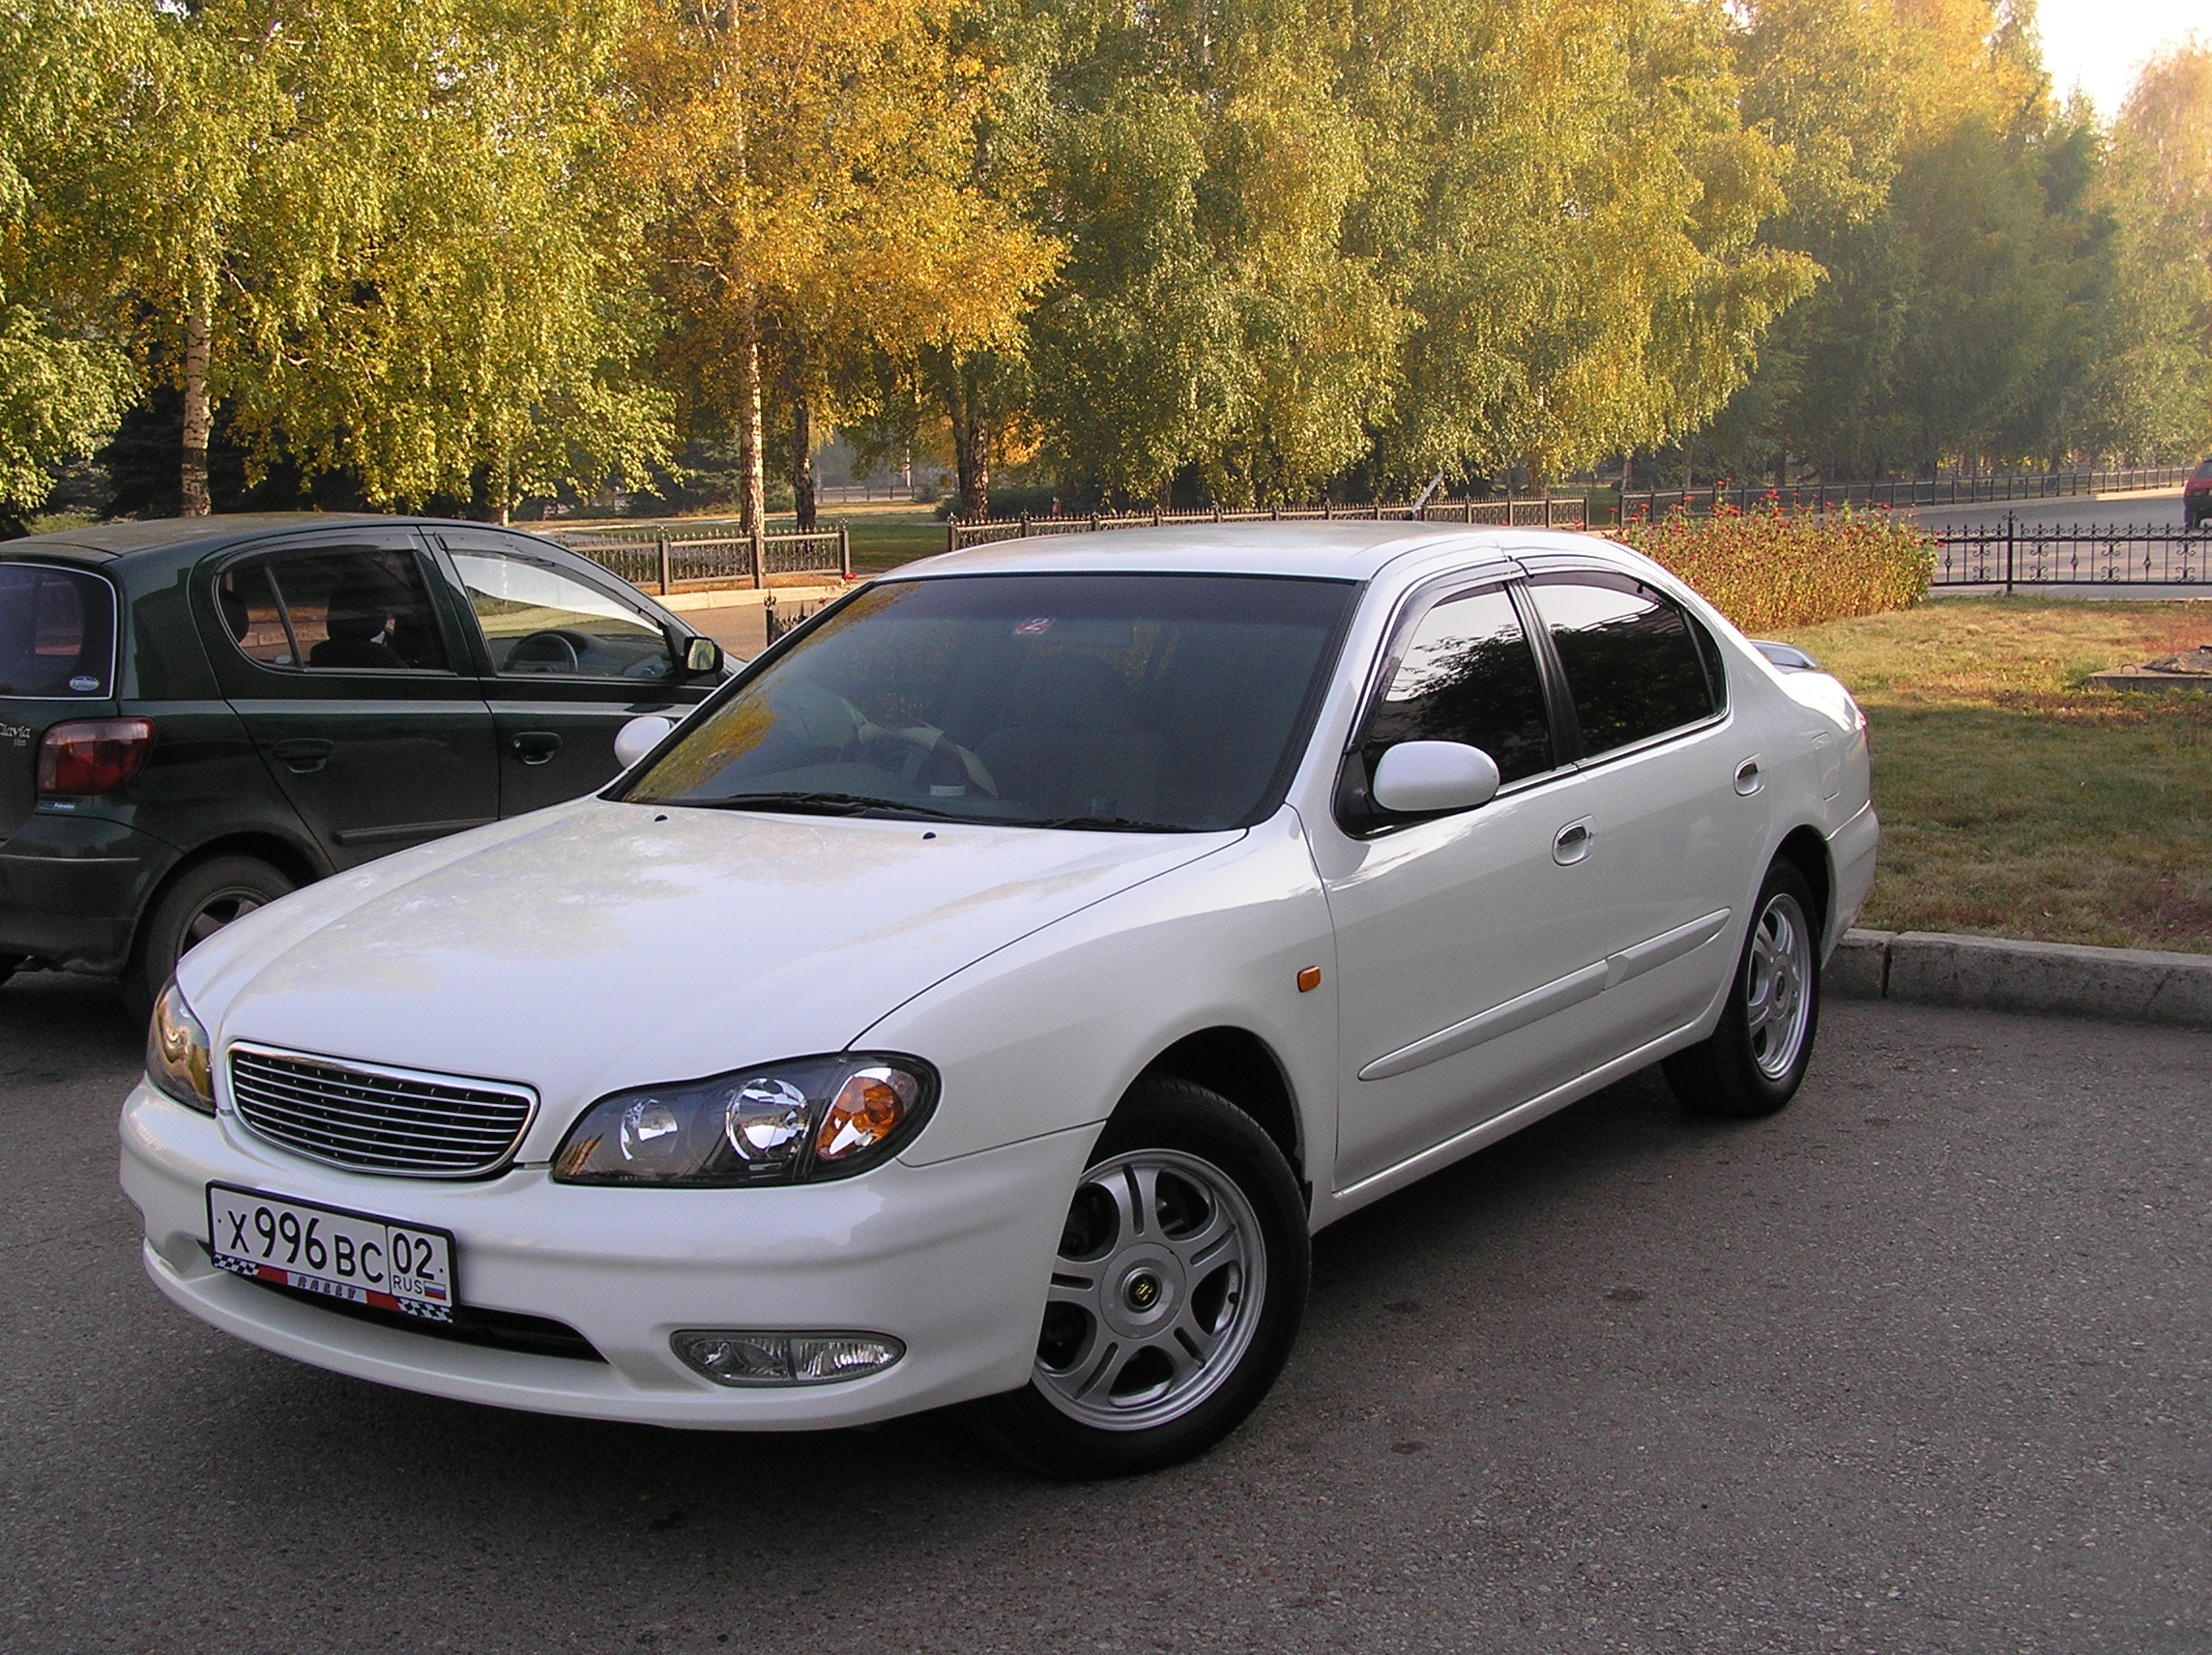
[
  {"xmin": 1745, "ymin": 890, "xmax": 1814, "ymax": 1082},
  {"xmin": 181, "ymin": 889, "xmax": 266, "ymax": 958},
  {"xmin": 1034, "ymin": 1147, "xmax": 1266, "ymax": 1433}
]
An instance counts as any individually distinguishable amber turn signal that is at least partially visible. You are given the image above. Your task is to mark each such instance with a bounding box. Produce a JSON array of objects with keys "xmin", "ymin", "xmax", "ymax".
[{"xmin": 1296, "ymin": 966, "xmax": 1323, "ymax": 993}]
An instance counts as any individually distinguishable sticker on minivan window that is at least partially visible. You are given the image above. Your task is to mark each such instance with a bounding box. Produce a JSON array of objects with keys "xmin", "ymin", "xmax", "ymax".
[
  {"xmin": 1015, "ymin": 617, "xmax": 1054, "ymax": 635},
  {"xmin": 69, "ymin": 676, "xmax": 100, "ymax": 692}
]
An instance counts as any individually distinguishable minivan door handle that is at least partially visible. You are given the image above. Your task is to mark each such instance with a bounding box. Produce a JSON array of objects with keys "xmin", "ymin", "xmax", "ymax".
[
  {"xmin": 510, "ymin": 730, "xmax": 563, "ymax": 766},
  {"xmin": 270, "ymin": 738, "xmax": 335, "ymax": 773},
  {"xmin": 1552, "ymin": 819, "xmax": 1593, "ymax": 865}
]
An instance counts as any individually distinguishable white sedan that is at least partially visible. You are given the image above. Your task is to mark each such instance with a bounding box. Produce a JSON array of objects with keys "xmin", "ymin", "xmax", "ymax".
[{"xmin": 121, "ymin": 522, "xmax": 1875, "ymax": 1476}]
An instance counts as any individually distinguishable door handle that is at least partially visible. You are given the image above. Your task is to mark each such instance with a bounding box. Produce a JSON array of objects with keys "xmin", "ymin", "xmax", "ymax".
[
  {"xmin": 1735, "ymin": 758, "xmax": 1762, "ymax": 796},
  {"xmin": 271, "ymin": 738, "xmax": 335, "ymax": 773},
  {"xmin": 510, "ymin": 731, "xmax": 563, "ymax": 766},
  {"xmin": 1552, "ymin": 819, "xmax": 1592, "ymax": 866}
]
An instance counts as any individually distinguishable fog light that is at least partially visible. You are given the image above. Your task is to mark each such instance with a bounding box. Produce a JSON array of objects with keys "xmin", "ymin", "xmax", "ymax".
[{"xmin": 672, "ymin": 1328, "xmax": 904, "ymax": 1386}]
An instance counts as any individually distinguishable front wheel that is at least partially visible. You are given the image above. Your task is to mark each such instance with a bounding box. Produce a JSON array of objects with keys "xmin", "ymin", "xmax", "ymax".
[
  {"xmin": 969, "ymin": 1076, "xmax": 1310, "ymax": 1478},
  {"xmin": 1664, "ymin": 859, "xmax": 1821, "ymax": 1118}
]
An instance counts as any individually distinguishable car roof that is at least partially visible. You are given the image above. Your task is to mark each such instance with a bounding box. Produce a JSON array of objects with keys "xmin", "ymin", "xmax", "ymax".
[
  {"xmin": 892, "ymin": 521, "xmax": 1612, "ymax": 583},
  {"xmin": 0, "ymin": 511, "xmax": 564, "ymax": 566}
]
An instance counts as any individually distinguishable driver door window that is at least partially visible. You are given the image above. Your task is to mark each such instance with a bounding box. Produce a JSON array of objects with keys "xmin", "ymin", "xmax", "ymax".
[
  {"xmin": 438, "ymin": 536, "xmax": 694, "ymax": 818},
  {"xmin": 447, "ymin": 551, "xmax": 676, "ymax": 682}
]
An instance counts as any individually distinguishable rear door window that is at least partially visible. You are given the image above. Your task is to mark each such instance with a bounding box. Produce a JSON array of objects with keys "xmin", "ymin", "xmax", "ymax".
[
  {"xmin": 1527, "ymin": 574, "xmax": 1720, "ymax": 757},
  {"xmin": 216, "ymin": 545, "xmax": 451, "ymax": 673},
  {"xmin": 0, "ymin": 563, "xmax": 117, "ymax": 698},
  {"xmin": 1360, "ymin": 584, "xmax": 1556, "ymax": 784}
]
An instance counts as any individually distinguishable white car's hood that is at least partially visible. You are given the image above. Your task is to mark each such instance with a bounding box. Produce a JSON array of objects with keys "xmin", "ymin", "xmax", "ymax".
[{"xmin": 181, "ymin": 798, "xmax": 1237, "ymax": 1133}]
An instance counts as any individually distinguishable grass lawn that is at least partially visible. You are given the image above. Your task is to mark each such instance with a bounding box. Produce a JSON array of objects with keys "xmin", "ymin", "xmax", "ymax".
[{"xmin": 1779, "ymin": 597, "xmax": 2212, "ymax": 954}]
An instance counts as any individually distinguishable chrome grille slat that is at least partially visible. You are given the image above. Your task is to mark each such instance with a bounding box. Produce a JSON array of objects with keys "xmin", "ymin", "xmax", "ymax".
[
  {"xmin": 227, "ymin": 1084, "xmax": 522, "ymax": 1140},
  {"xmin": 227, "ymin": 1045, "xmax": 537, "ymax": 1178}
]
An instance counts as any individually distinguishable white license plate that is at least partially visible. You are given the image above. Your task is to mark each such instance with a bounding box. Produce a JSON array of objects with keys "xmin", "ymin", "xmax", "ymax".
[{"xmin": 208, "ymin": 1184, "xmax": 456, "ymax": 1322}]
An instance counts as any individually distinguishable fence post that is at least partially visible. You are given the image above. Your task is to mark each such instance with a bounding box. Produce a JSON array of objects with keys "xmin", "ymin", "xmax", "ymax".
[
  {"xmin": 750, "ymin": 528, "xmax": 767, "ymax": 589},
  {"xmin": 838, "ymin": 526, "xmax": 851, "ymax": 581},
  {"xmin": 2006, "ymin": 510, "xmax": 2015, "ymax": 595},
  {"xmin": 1020, "ymin": 511, "xmax": 1032, "ymax": 539},
  {"xmin": 655, "ymin": 536, "xmax": 670, "ymax": 596},
  {"xmin": 1544, "ymin": 493, "xmax": 1556, "ymax": 529}
]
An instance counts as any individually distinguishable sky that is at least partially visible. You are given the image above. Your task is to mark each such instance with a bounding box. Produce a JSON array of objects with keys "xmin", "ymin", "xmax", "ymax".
[{"xmin": 2035, "ymin": 0, "xmax": 2203, "ymax": 119}]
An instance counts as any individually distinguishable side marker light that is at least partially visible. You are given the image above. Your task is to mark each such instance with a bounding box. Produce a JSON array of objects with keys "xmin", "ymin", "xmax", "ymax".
[{"xmin": 1296, "ymin": 966, "xmax": 1323, "ymax": 993}]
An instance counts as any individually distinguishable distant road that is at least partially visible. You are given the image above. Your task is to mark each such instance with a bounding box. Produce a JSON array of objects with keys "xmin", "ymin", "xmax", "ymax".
[{"xmin": 1906, "ymin": 486, "xmax": 2185, "ymax": 536}]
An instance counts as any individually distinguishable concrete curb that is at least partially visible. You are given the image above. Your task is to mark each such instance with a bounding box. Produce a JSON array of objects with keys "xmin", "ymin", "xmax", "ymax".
[{"xmin": 1825, "ymin": 929, "xmax": 2212, "ymax": 1029}]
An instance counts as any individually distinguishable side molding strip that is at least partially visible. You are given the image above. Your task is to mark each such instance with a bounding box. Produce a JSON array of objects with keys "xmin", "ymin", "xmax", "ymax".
[
  {"xmin": 1603, "ymin": 908, "xmax": 1732, "ymax": 990},
  {"xmin": 1355, "ymin": 907, "xmax": 1732, "ymax": 1084},
  {"xmin": 1359, "ymin": 962, "xmax": 1610, "ymax": 1082}
]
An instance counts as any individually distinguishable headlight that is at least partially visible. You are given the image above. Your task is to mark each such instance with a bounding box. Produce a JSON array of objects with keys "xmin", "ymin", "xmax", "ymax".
[
  {"xmin": 550, "ymin": 1053, "xmax": 937, "ymax": 1186},
  {"xmin": 146, "ymin": 979, "xmax": 215, "ymax": 1115}
]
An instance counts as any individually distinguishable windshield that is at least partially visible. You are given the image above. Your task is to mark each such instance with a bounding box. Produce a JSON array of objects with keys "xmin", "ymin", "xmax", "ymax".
[{"xmin": 622, "ymin": 573, "xmax": 1357, "ymax": 830}]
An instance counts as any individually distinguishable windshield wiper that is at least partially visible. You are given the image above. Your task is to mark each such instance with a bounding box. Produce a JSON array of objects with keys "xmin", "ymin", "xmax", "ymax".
[
  {"xmin": 682, "ymin": 791, "xmax": 969, "ymax": 821},
  {"xmin": 1021, "ymin": 815, "xmax": 1187, "ymax": 833}
]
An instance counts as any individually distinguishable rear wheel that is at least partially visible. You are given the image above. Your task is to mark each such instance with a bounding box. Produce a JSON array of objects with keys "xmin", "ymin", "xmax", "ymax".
[
  {"xmin": 1663, "ymin": 859, "xmax": 1820, "ymax": 1118},
  {"xmin": 969, "ymin": 1076, "xmax": 1309, "ymax": 1478},
  {"xmin": 125, "ymin": 856, "xmax": 295, "ymax": 1025}
]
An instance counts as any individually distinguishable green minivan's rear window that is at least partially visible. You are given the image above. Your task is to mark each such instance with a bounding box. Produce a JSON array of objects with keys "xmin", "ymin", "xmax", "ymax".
[{"xmin": 0, "ymin": 563, "xmax": 117, "ymax": 699}]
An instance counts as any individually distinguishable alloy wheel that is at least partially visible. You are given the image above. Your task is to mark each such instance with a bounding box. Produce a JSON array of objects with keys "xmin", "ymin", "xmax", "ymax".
[
  {"xmin": 1034, "ymin": 1148, "xmax": 1266, "ymax": 1432},
  {"xmin": 1744, "ymin": 890, "xmax": 1814, "ymax": 1082}
]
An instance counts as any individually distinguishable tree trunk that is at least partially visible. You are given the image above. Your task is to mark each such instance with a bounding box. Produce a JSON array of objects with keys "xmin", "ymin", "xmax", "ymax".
[
  {"xmin": 180, "ymin": 272, "xmax": 213, "ymax": 517},
  {"xmin": 946, "ymin": 355, "xmax": 992, "ymax": 521},
  {"xmin": 738, "ymin": 291, "xmax": 766, "ymax": 536},
  {"xmin": 791, "ymin": 378, "xmax": 816, "ymax": 533}
]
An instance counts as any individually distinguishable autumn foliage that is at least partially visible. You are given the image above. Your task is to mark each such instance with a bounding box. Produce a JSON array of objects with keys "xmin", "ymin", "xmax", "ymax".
[{"xmin": 1616, "ymin": 504, "xmax": 1935, "ymax": 631}]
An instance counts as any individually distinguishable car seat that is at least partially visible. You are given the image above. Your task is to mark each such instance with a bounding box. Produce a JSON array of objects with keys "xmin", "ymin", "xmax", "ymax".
[
  {"xmin": 308, "ymin": 580, "xmax": 406, "ymax": 670},
  {"xmin": 975, "ymin": 652, "xmax": 1160, "ymax": 820}
]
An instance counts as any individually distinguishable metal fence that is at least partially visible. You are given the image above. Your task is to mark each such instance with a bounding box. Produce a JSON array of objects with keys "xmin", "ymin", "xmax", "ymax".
[
  {"xmin": 945, "ymin": 495, "xmax": 1588, "ymax": 553},
  {"xmin": 1930, "ymin": 519, "xmax": 2212, "ymax": 588},
  {"xmin": 1619, "ymin": 463, "xmax": 2195, "ymax": 523},
  {"xmin": 541, "ymin": 524, "xmax": 850, "ymax": 593}
]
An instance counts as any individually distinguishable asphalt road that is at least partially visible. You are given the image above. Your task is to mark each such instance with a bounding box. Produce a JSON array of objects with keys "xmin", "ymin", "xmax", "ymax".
[
  {"xmin": 3, "ymin": 974, "xmax": 2206, "ymax": 1655},
  {"xmin": 1906, "ymin": 488, "xmax": 2186, "ymax": 537}
]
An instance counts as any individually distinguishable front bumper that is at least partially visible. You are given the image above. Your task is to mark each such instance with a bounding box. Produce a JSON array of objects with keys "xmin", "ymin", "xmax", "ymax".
[{"xmin": 120, "ymin": 1080, "xmax": 1091, "ymax": 1429}]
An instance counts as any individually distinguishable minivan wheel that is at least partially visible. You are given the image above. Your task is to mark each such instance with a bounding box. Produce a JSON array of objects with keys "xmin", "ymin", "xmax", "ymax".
[
  {"xmin": 125, "ymin": 856, "xmax": 295, "ymax": 1025},
  {"xmin": 968, "ymin": 1075, "xmax": 1310, "ymax": 1478},
  {"xmin": 1663, "ymin": 859, "xmax": 1821, "ymax": 1118}
]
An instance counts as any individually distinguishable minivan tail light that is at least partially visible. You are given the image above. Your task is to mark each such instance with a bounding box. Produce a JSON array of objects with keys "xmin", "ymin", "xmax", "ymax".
[{"xmin": 38, "ymin": 718, "xmax": 154, "ymax": 796}]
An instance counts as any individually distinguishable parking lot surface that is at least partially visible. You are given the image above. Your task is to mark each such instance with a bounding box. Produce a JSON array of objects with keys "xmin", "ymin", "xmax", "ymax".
[{"xmin": 3, "ymin": 975, "xmax": 2205, "ymax": 1654}]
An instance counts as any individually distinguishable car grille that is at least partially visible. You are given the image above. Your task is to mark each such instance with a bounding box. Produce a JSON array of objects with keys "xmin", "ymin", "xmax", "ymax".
[{"xmin": 227, "ymin": 1045, "xmax": 538, "ymax": 1178}]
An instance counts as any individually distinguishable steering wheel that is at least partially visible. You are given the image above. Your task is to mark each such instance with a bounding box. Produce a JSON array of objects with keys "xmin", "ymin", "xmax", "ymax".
[
  {"xmin": 508, "ymin": 629, "xmax": 588, "ymax": 672},
  {"xmin": 848, "ymin": 720, "xmax": 1000, "ymax": 798}
]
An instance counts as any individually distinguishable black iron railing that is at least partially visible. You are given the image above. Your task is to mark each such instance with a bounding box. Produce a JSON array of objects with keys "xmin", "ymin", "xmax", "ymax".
[
  {"xmin": 1931, "ymin": 518, "xmax": 2212, "ymax": 588},
  {"xmin": 543, "ymin": 524, "xmax": 850, "ymax": 593}
]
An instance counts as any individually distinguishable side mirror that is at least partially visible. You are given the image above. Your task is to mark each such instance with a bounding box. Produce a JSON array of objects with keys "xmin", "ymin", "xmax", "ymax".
[
  {"xmin": 684, "ymin": 636, "xmax": 723, "ymax": 675},
  {"xmin": 613, "ymin": 714, "xmax": 674, "ymax": 770},
  {"xmin": 1370, "ymin": 740, "xmax": 1501, "ymax": 815}
]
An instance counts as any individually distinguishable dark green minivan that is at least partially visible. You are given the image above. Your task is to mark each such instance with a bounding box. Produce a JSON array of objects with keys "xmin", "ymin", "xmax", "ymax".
[{"xmin": 0, "ymin": 513, "xmax": 726, "ymax": 1015}]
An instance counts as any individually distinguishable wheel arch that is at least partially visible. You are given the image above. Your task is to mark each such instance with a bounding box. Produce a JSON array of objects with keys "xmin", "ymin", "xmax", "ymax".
[
  {"xmin": 1773, "ymin": 824, "xmax": 1833, "ymax": 949},
  {"xmin": 126, "ymin": 830, "xmax": 327, "ymax": 967},
  {"xmin": 1134, "ymin": 1026, "xmax": 1305, "ymax": 1183}
]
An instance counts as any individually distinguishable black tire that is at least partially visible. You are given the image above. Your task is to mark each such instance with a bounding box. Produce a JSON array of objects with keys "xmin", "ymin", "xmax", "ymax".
[
  {"xmin": 1663, "ymin": 859, "xmax": 1822, "ymax": 1118},
  {"xmin": 124, "ymin": 855, "xmax": 295, "ymax": 1025},
  {"xmin": 968, "ymin": 1075, "xmax": 1310, "ymax": 1478}
]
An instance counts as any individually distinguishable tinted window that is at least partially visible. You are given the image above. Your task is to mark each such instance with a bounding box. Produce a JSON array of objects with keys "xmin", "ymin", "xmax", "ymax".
[
  {"xmin": 448, "ymin": 550, "xmax": 675, "ymax": 681},
  {"xmin": 1361, "ymin": 585, "xmax": 1554, "ymax": 784},
  {"xmin": 1528, "ymin": 576, "xmax": 1715, "ymax": 755},
  {"xmin": 625, "ymin": 573, "xmax": 1355, "ymax": 831},
  {"xmin": 0, "ymin": 564, "xmax": 115, "ymax": 699},
  {"xmin": 219, "ymin": 546, "xmax": 450, "ymax": 672}
]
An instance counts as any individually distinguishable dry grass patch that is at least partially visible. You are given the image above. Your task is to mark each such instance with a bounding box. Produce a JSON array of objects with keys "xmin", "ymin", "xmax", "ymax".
[{"xmin": 1780, "ymin": 598, "xmax": 2212, "ymax": 953}]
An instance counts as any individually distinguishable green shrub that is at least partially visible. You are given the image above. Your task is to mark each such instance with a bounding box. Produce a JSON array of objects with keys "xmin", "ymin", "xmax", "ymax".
[{"xmin": 1615, "ymin": 504, "xmax": 1934, "ymax": 631}]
